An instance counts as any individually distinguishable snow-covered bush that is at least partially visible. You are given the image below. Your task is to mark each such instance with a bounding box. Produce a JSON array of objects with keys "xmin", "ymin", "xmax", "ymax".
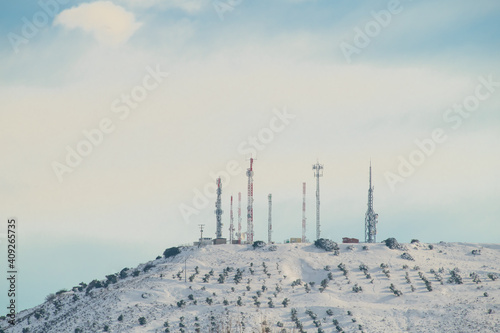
[
  {"xmin": 119, "ymin": 268, "xmax": 129, "ymax": 279},
  {"xmin": 314, "ymin": 238, "xmax": 339, "ymax": 252},
  {"xmin": 401, "ymin": 252, "xmax": 415, "ymax": 261},
  {"xmin": 384, "ymin": 238, "xmax": 403, "ymax": 250},
  {"xmin": 252, "ymin": 241, "xmax": 266, "ymax": 249},
  {"xmin": 138, "ymin": 317, "xmax": 146, "ymax": 325},
  {"xmin": 338, "ymin": 263, "xmax": 348, "ymax": 276},
  {"xmin": 470, "ymin": 272, "xmax": 481, "ymax": 284},
  {"xmin": 448, "ymin": 268, "xmax": 463, "ymax": 284},
  {"xmin": 143, "ymin": 264, "xmax": 155, "ymax": 272},
  {"xmin": 163, "ymin": 247, "xmax": 180, "ymax": 259},
  {"xmin": 268, "ymin": 245, "xmax": 277, "ymax": 251},
  {"xmin": 389, "ymin": 284, "xmax": 403, "ymax": 296},
  {"xmin": 282, "ymin": 298, "xmax": 289, "ymax": 307},
  {"xmin": 352, "ymin": 283, "xmax": 363, "ymax": 293},
  {"xmin": 472, "ymin": 249, "xmax": 481, "ymax": 256},
  {"xmin": 487, "ymin": 273, "xmax": 498, "ymax": 281}
]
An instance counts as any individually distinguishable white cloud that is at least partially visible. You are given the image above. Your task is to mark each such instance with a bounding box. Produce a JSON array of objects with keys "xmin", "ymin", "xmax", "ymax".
[
  {"xmin": 120, "ymin": 0, "xmax": 209, "ymax": 12},
  {"xmin": 54, "ymin": 1, "xmax": 142, "ymax": 46}
]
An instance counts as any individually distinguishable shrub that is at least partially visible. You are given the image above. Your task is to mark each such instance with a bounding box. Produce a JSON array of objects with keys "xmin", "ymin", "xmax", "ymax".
[
  {"xmin": 132, "ymin": 270, "xmax": 140, "ymax": 277},
  {"xmin": 411, "ymin": 239, "xmax": 420, "ymax": 244},
  {"xmin": 472, "ymin": 249, "xmax": 481, "ymax": 256},
  {"xmin": 118, "ymin": 314, "xmax": 123, "ymax": 321},
  {"xmin": 352, "ymin": 283, "xmax": 363, "ymax": 293},
  {"xmin": 119, "ymin": 268, "xmax": 129, "ymax": 279},
  {"xmin": 314, "ymin": 238, "xmax": 339, "ymax": 252},
  {"xmin": 252, "ymin": 241, "xmax": 266, "ymax": 249},
  {"xmin": 138, "ymin": 317, "xmax": 146, "ymax": 325},
  {"xmin": 177, "ymin": 300, "xmax": 186, "ymax": 308},
  {"xmin": 268, "ymin": 245, "xmax": 277, "ymax": 251},
  {"xmin": 401, "ymin": 252, "xmax": 415, "ymax": 261},
  {"xmin": 163, "ymin": 247, "xmax": 181, "ymax": 258},
  {"xmin": 106, "ymin": 274, "xmax": 118, "ymax": 284},
  {"xmin": 362, "ymin": 245, "xmax": 369, "ymax": 251},
  {"xmin": 389, "ymin": 284, "xmax": 403, "ymax": 296},
  {"xmin": 384, "ymin": 238, "xmax": 402, "ymax": 250},
  {"xmin": 487, "ymin": 273, "xmax": 498, "ymax": 281},
  {"xmin": 55, "ymin": 289, "xmax": 67, "ymax": 296},
  {"xmin": 282, "ymin": 298, "xmax": 289, "ymax": 307},
  {"xmin": 143, "ymin": 264, "xmax": 155, "ymax": 272},
  {"xmin": 448, "ymin": 268, "xmax": 463, "ymax": 284},
  {"xmin": 428, "ymin": 244, "xmax": 434, "ymax": 250},
  {"xmin": 45, "ymin": 293, "xmax": 56, "ymax": 302}
]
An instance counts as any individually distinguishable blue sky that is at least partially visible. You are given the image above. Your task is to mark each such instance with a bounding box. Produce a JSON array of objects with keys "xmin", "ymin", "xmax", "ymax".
[{"xmin": 1, "ymin": 0, "xmax": 500, "ymax": 311}]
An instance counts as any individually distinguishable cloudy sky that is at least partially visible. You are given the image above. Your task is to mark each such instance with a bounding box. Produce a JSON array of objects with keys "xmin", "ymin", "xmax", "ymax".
[{"xmin": 1, "ymin": 0, "xmax": 499, "ymax": 311}]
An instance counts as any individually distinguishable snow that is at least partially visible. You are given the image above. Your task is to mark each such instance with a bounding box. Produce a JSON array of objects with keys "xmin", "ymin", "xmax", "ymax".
[{"xmin": 2, "ymin": 242, "xmax": 499, "ymax": 332}]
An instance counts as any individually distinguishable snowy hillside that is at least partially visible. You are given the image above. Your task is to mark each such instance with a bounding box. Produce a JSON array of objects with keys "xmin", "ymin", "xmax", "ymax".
[{"xmin": 2, "ymin": 241, "xmax": 499, "ymax": 333}]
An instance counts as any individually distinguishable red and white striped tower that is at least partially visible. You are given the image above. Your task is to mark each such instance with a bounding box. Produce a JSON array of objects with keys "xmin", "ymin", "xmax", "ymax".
[
  {"xmin": 229, "ymin": 195, "xmax": 234, "ymax": 243},
  {"xmin": 246, "ymin": 158, "xmax": 254, "ymax": 244},
  {"xmin": 237, "ymin": 192, "xmax": 242, "ymax": 243},
  {"xmin": 302, "ymin": 182, "xmax": 307, "ymax": 243}
]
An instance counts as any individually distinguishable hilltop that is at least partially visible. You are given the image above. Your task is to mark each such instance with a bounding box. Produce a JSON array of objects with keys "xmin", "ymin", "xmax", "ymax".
[{"xmin": 2, "ymin": 241, "xmax": 499, "ymax": 333}]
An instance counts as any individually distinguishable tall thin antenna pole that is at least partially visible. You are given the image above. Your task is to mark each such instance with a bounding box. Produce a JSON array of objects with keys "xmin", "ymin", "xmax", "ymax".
[
  {"xmin": 268, "ymin": 194, "xmax": 272, "ymax": 244},
  {"xmin": 237, "ymin": 192, "xmax": 242, "ymax": 244},
  {"xmin": 229, "ymin": 195, "xmax": 234, "ymax": 243},
  {"xmin": 302, "ymin": 182, "xmax": 306, "ymax": 243},
  {"xmin": 313, "ymin": 161, "xmax": 323, "ymax": 240},
  {"xmin": 215, "ymin": 178, "xmax": 223, "ymax": 239},
  {"xmin": 198, "ymin": 224, "xmax": 205, "ymax": 247},
  {"xmin": 365, "ymin": 161, "xmax": 378, "ymax": 243},
  {"xmin": 246, "ymin": 158, "xmax": 255, "ymax": 244}
]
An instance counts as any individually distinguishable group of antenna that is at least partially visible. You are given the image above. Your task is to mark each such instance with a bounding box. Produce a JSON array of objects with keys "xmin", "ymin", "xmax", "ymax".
[{"xmin": 203, "ymin": 159, "xmax": 378, "ymax": 245}]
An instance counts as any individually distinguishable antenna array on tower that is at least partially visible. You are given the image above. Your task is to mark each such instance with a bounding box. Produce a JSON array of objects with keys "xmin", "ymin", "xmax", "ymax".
[
  {"xmin": 365, "ymin": 162, "xmax": 378, "ymax": 243},
  {"xmin": 312, "ymin": 161, "xmax": 323, "ymax": 240},
  {"xmin": 215, "ymin": 178, "xmax": 223, "ymax": 239},
  {"xmin": 229, "ymin": 195, "xmax": 234, "ymax": 243},
  {"xmin": 246, "ymin": 158, "xmax": 255, "ymax": 244},
  {"xmin": 237, "ymin": 192, "xmax": 242, "ymax": 244}
]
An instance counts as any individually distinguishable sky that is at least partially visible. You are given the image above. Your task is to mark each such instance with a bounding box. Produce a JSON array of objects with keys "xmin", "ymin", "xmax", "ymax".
[{"xmin": 1, "ymin": 0, "xmax": 499, "ymax": 311}]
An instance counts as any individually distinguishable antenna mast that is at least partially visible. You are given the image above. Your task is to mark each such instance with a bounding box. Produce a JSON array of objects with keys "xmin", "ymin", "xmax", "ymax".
[
  {"xmin": 246, "ymin": 158, "xmax": 255, "ymax": 244},
  {"xmin": 215, "ymin": 177, "xmax": 223, "ymax": 239},
  {"xmin": 229, "ymin": 195, "xmax": 234, "ymax": 243},
  {"xmin": 198, "ymin": 224, "xmax": 205, "ymax": 247},
  {"xmin": 302, "ymin": 182, "xmax": 306, "ymax": 243},
  {"xmin": 365, "ymin": 162, "xmax": 378, "ymax": 243},
  {"xmin": 237, "ymin": 192, "xmax": 242, "ymax": 244},
  {"xmin": 312, "ymin": 161, "xmax": 323, "ymax": 240},
  {"xmin": 268, "ymin": 194, "xmax": 272, "ymax": 243}
]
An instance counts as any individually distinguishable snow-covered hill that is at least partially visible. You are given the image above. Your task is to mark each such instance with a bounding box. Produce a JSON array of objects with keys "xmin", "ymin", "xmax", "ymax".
[{"xmin": 2, "ymin": 241, "xmax": 499, "ymax": 333}]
